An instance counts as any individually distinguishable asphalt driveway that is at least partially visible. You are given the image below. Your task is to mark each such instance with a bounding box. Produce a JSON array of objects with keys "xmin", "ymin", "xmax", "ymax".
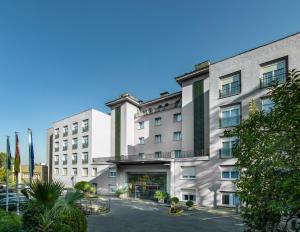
[{"xmin": 88, "ymin": 199, "xmax": 244, "ymax": 232}]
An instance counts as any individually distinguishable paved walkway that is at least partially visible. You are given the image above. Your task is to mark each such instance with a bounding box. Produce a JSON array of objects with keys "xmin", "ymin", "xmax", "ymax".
[{"xmin": 88, "ymin": 199, "xmax": 244, "ymax": 232}]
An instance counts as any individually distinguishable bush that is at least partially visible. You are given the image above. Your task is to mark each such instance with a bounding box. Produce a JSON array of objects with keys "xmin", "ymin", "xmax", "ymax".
[
  {"xmin": 186, "ymin": 200, "xmax": 194, "ymax": 208},
  {"xmin": 154, "ymin": 191, "xmax": 168, "ymax": 202},
  {"xmin": 57, "ymin": 206, "xmax": 87, "ymax": 232},
  {"xmin": 74, "ymin": 181, "xmax": 93, "ymax": 193},
  {"xmin": 0, "ymin": 208, "xmax": 22, "ymax": 232},
  {"xmin": 171, "ymin": 197, "xmax": 179, "ymax": 204},
  {"xmin": 115, "ymin": 187, "xmax": 127, "ymax": 198},
  {"xmin": 22, "ymin": 201, "xmax": 47, "ymax": 231}
]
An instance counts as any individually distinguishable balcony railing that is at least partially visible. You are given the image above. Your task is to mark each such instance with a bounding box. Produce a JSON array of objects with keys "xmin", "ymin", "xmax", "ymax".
[
  {"xmin": 82, "ymin": 159, "xmax": 88, "ymax": 164},
  {"xmin": 82, "ymin": 143, "xmax": 88, "ymax": 149},
  {"xmin": 63, "ymin": 146, "xmax": 68, "ymax": 151},
  {"xmin": 72, "ymin": 144, "xmax": 78, "ymax": 150},
  {"xmin": 219, "ymin": 81, "xmax": 240, "ymax": 98},
  {"xmin": 63, "ymin": 160, "xmax": 67, "ymax": 165},
  {"xmin": 54, "ymin": 147, "xmax": 59, "ymax": 152},
  {"xmin": 72, "ymin": 129, "xmax": 78, "ymax": 135},
  {"xmin": 63, "ymin": 132, "xmax": 68, "ymax": 137},
  {"xmin": 54, "ymin": 134, "xmax": 59, "ymax": 139},
  {"xmin": 220, "ymin": 116, "xmax": 240, "ymax": 128},
  {"xmin": 93, "ymin": 150, "xmax": 207, "ymax": 163},
  {"xmin": 54, "ymin": 161, "xmax": 59, "ymax": 165},
  {"xmin": 260, "ymin": 68, "xmax": 286, "ymax": 88},
  {"xmin": 82, "ymin": 126, "xmax": 89, "ymax": 133},
  {"xmin": 135, "ymin": 102, "xmax": 181, "ymax": 118},
  {"xmin": 72, "ymin": 160, "xmax": 77, "ymax": 165}
]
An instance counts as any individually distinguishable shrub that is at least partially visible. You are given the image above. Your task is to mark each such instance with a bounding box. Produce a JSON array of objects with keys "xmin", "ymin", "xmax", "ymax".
[
  {"xmin": 154, "ymin": 191, "xmax": 168, "ymax": 202},
  {"xmin": 57, "ymin": 206, "xmax": 87, "ymax": 232},
  {"xmin": 115, "ymin": 187, "xmax": 127, "ymax": 198},
  {"xmin": 74, "ymin": 181, "xmax": 93, "ymax": 194},
  {"xmin": 186, "ymin": 200, "xmax": 194, "ymax": 208},
  {"xmin": 0, "ymin": 208, "xmax": 22, "ymax": 232},
  {"xmin": 171, "ymin": 197, "xmax": 179, "ymax": 204}
]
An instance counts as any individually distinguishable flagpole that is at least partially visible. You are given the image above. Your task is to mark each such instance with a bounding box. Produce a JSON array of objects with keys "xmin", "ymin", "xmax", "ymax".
[
  {"xmin": 28, "ymin": 129, "xmax": 32, "ymax": 189},
  {"xmin": 6, "ymin": 136, "xmax": 9, "ymax": 212}
]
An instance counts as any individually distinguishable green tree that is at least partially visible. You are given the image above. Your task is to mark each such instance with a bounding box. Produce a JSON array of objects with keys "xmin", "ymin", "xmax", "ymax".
[
  {"xmin": 225, "ymin": 70, "xmax": 300, "ymax": 231},
  {"xmin": 0, "ymin": 152, "xmax": 15, "ymax": 185}
]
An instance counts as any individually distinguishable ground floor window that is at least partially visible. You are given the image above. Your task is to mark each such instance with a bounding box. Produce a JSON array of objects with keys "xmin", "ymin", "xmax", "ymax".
[
  {"xmin": 221, "ymin": 192, "xmax": 240, "ymax": 206},
  {"xmin": 181, "ymin": 189, "xmax": 196, "ymax": 202},
  {"xmin": 109, "ymin": 184, "xmax": 116, "ymax": 194}
]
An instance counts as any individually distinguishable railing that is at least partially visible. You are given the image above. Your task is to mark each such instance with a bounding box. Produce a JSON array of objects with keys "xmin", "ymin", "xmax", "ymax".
[
  {"xmin": 219, "ymin": 81, "xmax": 240, "ymax": 98},
  {"xmin": 63, "ymin": 146, "xmax": 68, "ymax": 151},
  {"xmin": 72, "ymin": 144, "xmax": 78, "ymax": 150},
  {"xmin": 63, "ymin": 132, "xmax": 68, "ymax": 137},
  {"xmin": 135, "ymin": 102, "xmax": 181, "ymax": 118},
  {"xmin": 54, "ymin": 161, "xmax": 59, "ymax": 165},
  {"xmin": 82, "ymin": 126, "xmax": 89, "ymax": 133},
  {"xmin": 72, "ymin": 129, "xmax": 78, "ymax": 135},
  {"xmin": 54, "ymin": 134, "xmax": 59, "ymax": 139},
  {"xmin": 55, "ymin": 148, "xmax": 59, "ymax": 152},
  {"xmin": 92, "ymin": 150, "xmax": 207, "ymax": 163},
  {"xmin": 63, "ymin": 160, "xmax": 67, "ymax": 165},
  {"xmin": 72, "ymin": 160, "xmax": 77, "ymax": 165},
  {"xmin": 260, "ymin": 68, "xmax": 286, "ymax": 88},
  {"xmin": 220, "ymin": 116, "xmax": 240, "ymax": 128},
  {"xmin": 82, "ymin": 159, "xmax": 89, "ymax": 164}
]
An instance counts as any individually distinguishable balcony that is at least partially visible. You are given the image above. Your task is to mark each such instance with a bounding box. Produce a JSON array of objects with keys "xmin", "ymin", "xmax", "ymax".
[
  {"xmin": 135, "ymin": 102, "xmax": 181, "ymax": 118},
  {"xmin": 54, "ymin": 134, "xmax": 59, "ymax": 139},
  {"xmin": 72, "ymin": 129, "xmax": 78, "ymax": 135},
  {"xmin": 72, "ymin": 160, "xmax": 77, "ymax": 165},
  {"xmin": 82, "ymin": 126, "xmax": 89, "ymax": 133},
  {"xmin": 220, "ymin": 116, "xmax": 240, "ymax": 128},
  {"xmin": 219, "ymin": 81, "xmax": 240, "ymax": 98},
  {"xmin": 260, "ymin": 68, "xmax": 286, "ymax": 88},
  {"xmin": 82, "ymin": 143, "xmax": 88, "ymax": 149},
  {"xmin": 72, "ymin": 144, "xmax": 78, "ymax": 150},
  {"xmin": 63, "ymin": 146, "xmax": 68, "ymax": 151},
  {"xmin": 54, "ymin": 147, "xmax": 59, "ymax": 152},
  {"xmin": 63, "ymin": 160, "xmax": 67, "ymax": 165},
  {"xmin": 93, "ymin": 150, "xmax": 208, "ymax": 163},
  {"xmin": 82, "ymin": 159, "xmax": 88, "ymax": 164},
  {"xmin": 63, "ymin": 132, "xmax": 68, "ymax": 137},
  {"xmin": 54, "ymin": 161, "xmax": 59, "ymax": 165}
]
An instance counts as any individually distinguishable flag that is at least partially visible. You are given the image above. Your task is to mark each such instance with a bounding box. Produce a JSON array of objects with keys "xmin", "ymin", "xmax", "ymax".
[
  {"xmin": 28, "ymin": 129, "xmax": 35, "ymax": 179},
  {"xmin": 6, "ymin": 136, "xmax": 11, "ymax": 170},
  {"xmin": 14, "ymin": 133, "xmax": 20, "ymax": 176}
]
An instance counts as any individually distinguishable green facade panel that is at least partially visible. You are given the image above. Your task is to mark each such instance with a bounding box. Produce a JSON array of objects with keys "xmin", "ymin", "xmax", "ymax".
[
  {"xmin": 193, "ymin": 80, "xmax": 204, "ymax": 156},
  {"xmin": 115, "ymin": 107, "xmax": 121, "ymax": 160}
]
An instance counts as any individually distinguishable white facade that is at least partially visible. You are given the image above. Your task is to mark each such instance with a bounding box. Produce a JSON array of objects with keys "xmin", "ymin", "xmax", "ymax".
[{"xmin": 47, "ymin": 32, "xmax": 300, "ymax": 207}]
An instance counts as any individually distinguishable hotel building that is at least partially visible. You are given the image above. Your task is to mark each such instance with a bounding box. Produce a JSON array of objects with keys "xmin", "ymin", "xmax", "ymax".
[{"xmin": 47, "ymin": 32, "xmax": 300, "ymax": 207}]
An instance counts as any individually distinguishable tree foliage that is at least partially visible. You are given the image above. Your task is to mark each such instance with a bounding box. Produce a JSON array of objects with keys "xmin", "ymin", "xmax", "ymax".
[{"xmin": 225, "ymin": 69, "xmax": 300, "ymax": 231}]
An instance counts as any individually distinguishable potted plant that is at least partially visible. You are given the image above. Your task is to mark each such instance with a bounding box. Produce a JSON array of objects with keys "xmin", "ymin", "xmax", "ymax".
[
  {"xmin": 154, "ymin": 191, "xmax": 168, "ymax": 203},
  {"xmin": 185, "ymin": 200, "xmax": 194, "ymax": 210},
  {"xmin": 169, "ymin": 197, "xmax": 183, "ymax": 216}
]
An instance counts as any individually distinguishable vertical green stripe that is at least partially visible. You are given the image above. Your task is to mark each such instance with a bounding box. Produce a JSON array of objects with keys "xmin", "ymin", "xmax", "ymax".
[
  {"xmin": 115, "ymin": 107, "xmax": 121, "ymax": 160},
  {"xmin": 193, "ymin": 80, "xmax": 204, "ymax": 156}
]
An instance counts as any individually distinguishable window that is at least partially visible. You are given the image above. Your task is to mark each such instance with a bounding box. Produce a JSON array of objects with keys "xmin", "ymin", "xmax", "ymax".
[
  {"xmin": 138, "ymin": 121, "xmax": 144, "ymax": 129},
  {"xmin": 173, "ymin": 131, "xmax": 182, "ymax": 141},
  {"xmin": 82, "ymin": 136, "xmax": 88, "ymax": 148},
  {"xmin": 181, "ymin": 189, "xmax": 196, "ymax": 201},
  {"xmin": 154, "ymin": 151, "xmax": 162, "ymax": 158},
  {"xmin": 220, "ymin": 104, "xmax": 241, "ymax": 128},
  {"xmin": 63, "ymin": 126, "xmax": 68, "ymax": 136},
  {"xmin": 72, "ymin": 153, "xmax": 77, "ymax": 164},
  {"xmin": 261, "ymin": 59, "xmax": 286, "ymax": 88},
  {"xmin": 109, "ymin": 184, "xmax": 116, "ymax": 193},
  {"xmin": 54, "ymin": 155, "xmax": 59, "ymax": 165},
  {"xmin": 222, "ymin": 193, "xmax": 240, "ymax": 206},
  {"xmin": 173, "ymin": 113, "xmax": 182, "ymax": 122},
  {"xmin": 175, "ymin": 100, "xmax": 181, "ymax": 108},
  {"xmin": 221, "ymin": 169, "xmax": 240, "ymax": 180},
  {"xmin": 82, "ymin": 119, "xmax": 89, "ymax": 132},
  {"xmin": 174, "ymin": 150, "xmax": 182, "ymax": 158},
  {"xmin": 219, "ymin": 73, "xmax": 241, "ymax": 98},
  {"xmin": 261, "ymin": 98, "xmax": 274, "ymax": 113},
  {"xmin": 72, "ymin": 138, "xmax": 78, "ymax": 149},
  {"xmin": 54, "ymin": 142, "xmax": 59, "ymax": 152},
  {"xmin": 154, "ymin": 117, "xmax": 161, "ymax": 126},
  {"xmin": 154, "ymin": 134, "xmax": 162, "ymax": 144},
  {"xmin": 82, "ymin": 152, "xmax": 88, "ymax": 164},
  {"xmin": 63, "ymin": 140, "xmax": 68, "ymax": 151},
  {"xmin": 62, "ymin": 154, "xmax": 67, "ymax": 165},
  {"xmin": 220, "ymin": 137, "xmax": 238, "ymax": 158},
  {"xmin": 138, "ymin": 137, "xmax": 145, "ymax": 145},
  {"xmin": 54, "ymin": 128, "xmax": 59, "ymax": 139},
  {"xmin": 139, "ymin": 153, "xmax": 145, "ymax": 159},
  {"xmin": 62, "ymin": 168, "xmax": 67, "ymax": 176},
  {"xmin": 109, "ymin": 168, "xmax": 117, "ymax": 177},
  {"xmin": 92, "ymin": 168, "xmax": 97, "ymax": 177},
  {"xmin": 82, "ymin": 168, "xmax": 88, "ymax": 177},
  {"xmin": 72, "ymin": 168, "xmax": 77, "ymax": 176},
  {"xmin": 72, "ymin": 123, "xmax": 78, "ymax": 135},
  {"xmin": 181, "ymin": 166, "xmax": 196, "ymax": 179},
  {"xmin": 54, "ymin": 168, "xmax": 59, "ymax": 175}
]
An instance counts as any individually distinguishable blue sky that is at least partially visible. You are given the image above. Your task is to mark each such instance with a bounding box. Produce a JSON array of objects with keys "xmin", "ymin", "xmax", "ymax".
[{"xmin": 0, "ymin": 0, "xmax": 299, "ymax": 164}]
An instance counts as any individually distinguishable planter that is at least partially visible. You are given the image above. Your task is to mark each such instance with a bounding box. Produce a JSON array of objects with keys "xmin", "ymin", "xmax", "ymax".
[{"xmin": 168, "ymin": 207, "xmax": 183, "ymax": 216}]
